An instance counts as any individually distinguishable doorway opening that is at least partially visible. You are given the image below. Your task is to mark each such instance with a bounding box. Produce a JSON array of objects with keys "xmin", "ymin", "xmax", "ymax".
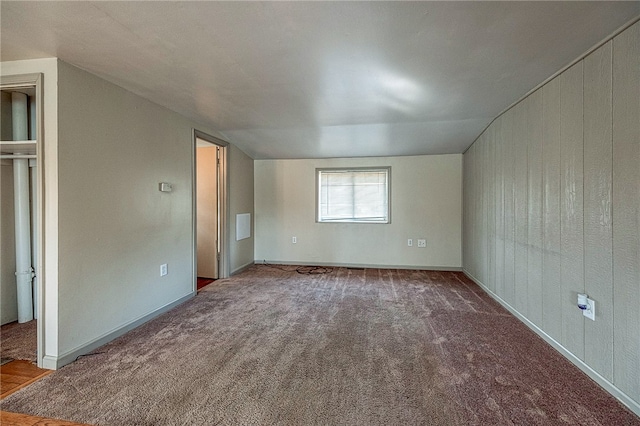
[
  {"xmin": 193, "ymin": 130, "xmax": 229, "ymax": 291},
  {"xmin": 0, "ymin": 73, "xmax": 44, "ymax": 368}
]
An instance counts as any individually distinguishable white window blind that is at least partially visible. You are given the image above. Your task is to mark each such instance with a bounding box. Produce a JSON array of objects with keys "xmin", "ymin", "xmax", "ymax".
[{"xmin": 317, "ymin": 168, "xmax": 390, "ymax": 223}]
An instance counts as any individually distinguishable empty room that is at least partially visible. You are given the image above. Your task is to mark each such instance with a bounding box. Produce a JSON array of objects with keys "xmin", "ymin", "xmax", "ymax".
[{"xmin": 1, "ymin": 2, "xmax": 639, "ymax": 425}]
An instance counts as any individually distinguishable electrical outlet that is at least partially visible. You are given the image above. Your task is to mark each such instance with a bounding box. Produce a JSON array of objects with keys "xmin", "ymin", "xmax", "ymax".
[
  {"xmin": 417, "ymin": 239, "xmax": 426, "ymax": 248},
  {"xmin": 407, "ymin": 239, "xmax": 413, "ymax": 247},
  {"xmin": 583, "ymin": 298, "xmax": 595, "ymax": 321},
  {"xmin": 292, "ymin": 236, "xmax": 297, "ymax": 244},
  {"xmin": 160, "ymin": 263, "xmax": 168, "ymax": 277}
]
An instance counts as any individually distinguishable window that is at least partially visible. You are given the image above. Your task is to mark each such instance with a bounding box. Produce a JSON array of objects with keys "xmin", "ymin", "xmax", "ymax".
[{"xmin": 317, "ymin": 167, "xmax": 390, "ymax": 223}]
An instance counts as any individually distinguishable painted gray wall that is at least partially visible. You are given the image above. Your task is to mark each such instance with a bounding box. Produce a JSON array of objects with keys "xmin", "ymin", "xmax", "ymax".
[
  {"xmin": 55, "ymin": 61, "xmax": 254, "ymax": 360},
  {"xmin": 463, "ymin": 21, "xmax": 639, "ymax": 412},
  {"xmin": 229, "ymin": 144, "xmax": 255, "ymax": 274},
  {"xmin": 255, "ymin": 154, "xmax": 462, "ymax": 269}
]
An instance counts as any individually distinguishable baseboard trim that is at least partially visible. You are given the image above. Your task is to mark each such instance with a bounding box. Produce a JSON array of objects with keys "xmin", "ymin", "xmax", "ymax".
[
  {"xmin": 257, "ymin": 260, "xmax": 461, "ymax": 272},
  {"xmin": 41, "ymin": 355, "xmax": 58, "ymax": 370},
  {"xmin": 231, "ymin": 261, "xmax": 255, "ymax": 276},
  {"xmin": 47, "ymin": 293, "xmax": 195, "ymax": 370},
  {"xmin": 462, "ymin": 269, "xmax": 640, "ymax": 418}
]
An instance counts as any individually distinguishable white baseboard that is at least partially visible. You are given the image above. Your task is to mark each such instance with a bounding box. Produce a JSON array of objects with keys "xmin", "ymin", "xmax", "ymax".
[
  {"xmin": 41, "ymin": 355, "xmax": 58, "ymax": 370},
  {"xmin": 256, "ymin": 260, "xmax": 462, "ymax": 272},
  {"xmin": 45, "ymin": 293, "xmax": 194, "ymax": 370},
  {"xmin": 463, "ymin": 269, "xmax": 640, "ymax": 418}
]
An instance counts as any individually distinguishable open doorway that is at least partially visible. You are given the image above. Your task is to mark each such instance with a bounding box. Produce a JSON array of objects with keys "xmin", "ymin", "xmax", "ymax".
[
  {"xmin": 1, "ymin": 74, "xmax": 43, "ymax": 368},
  {"xmin": 193, "ymin": 130, "xmax": 229, "ymax": 291},
  {"xmin": 196, "ymin": 140, "xmax": 219, "ymax": 288}
]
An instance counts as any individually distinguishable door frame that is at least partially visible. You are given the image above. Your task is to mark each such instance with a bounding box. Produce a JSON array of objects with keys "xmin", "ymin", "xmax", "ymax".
[
  {"xmin": 1, "ymin": 73, "xmax": 44, "ymax": 367},
  {"xmin": 192, "ymin": 129, "xmax": 229, "ymax": 289}
]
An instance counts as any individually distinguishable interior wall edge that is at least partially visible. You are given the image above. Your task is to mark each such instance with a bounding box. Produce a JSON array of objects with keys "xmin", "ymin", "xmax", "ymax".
[
  {"xmin": 231, "ymin": 261, "xmax": 255, "ymax": 276},
  {"xmin": 462, "ymin": 269, "xmax": 640, "ymax": 418}
]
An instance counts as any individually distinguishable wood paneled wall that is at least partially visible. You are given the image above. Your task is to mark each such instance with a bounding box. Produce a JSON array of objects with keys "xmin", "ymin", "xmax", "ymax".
[{"xmin": 463, "ymin": 21, "xmax": 639, "ymax": 412}]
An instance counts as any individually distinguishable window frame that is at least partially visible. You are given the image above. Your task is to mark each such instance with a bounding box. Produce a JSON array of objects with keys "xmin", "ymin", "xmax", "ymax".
[{"xmin": 315, "ymin": 166, "xmax": 391, "ymax": 224}]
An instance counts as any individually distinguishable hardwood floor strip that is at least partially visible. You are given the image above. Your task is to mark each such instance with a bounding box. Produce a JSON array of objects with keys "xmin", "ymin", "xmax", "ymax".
[
  {"xmin": 1, "ymin": 410, "xmax": 90, "ymax": 426},
  {"xmin": 1, "ymin": 362, "xmax": 84, "ymax": 424},
  {"xmin": 0, "ymin": 361, "xmax": 52, "ymax": 399}
]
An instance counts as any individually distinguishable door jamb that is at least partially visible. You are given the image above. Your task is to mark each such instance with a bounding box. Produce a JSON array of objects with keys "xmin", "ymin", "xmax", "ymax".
[
  {"xmin": 192, "ymin": 130, "xmax": 229, "ymax": 290},
  {"xmin": 1, "ymin": 73, "xmax": 44, "ymax": 368}
]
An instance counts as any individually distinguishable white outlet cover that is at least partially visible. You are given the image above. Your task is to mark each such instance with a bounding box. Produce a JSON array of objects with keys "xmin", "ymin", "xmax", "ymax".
[
  {"xmin": 408, "ymin": 239, "xmax": 413, "ymax": 247},
  {"xmin": 160, "ymin": 264, "xmax": 168, "ymax": 276},
  {"xmin": 417, "ymin": 239, "xmax": 426, "ymax": 248},
  {"xmin": 583, "ymin": 298, "xmax": 595, "ymax": 321}
]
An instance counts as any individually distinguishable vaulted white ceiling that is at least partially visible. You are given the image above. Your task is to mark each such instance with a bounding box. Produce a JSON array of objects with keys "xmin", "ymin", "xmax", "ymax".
[{"xmin": 2, "ymin": 2, "xmax": 638, "ymax": 159}]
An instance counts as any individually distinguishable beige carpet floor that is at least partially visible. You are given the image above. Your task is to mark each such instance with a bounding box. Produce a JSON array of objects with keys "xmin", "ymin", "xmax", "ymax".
[
  {"xmin": 1, "ymin": 266, "xmax": 638, "ymax": 425},
  {"xmin": 0, "ymin": 319, "xmax": 37, "ymax": 362}
]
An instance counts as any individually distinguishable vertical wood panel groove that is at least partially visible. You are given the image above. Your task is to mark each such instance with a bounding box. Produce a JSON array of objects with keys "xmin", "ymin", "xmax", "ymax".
[
  {"xmin": 494, "ymin": 117, "xmax": 505, "ymax": 297},
  {"xmin": 514, "ymin": 102, "xmax": 529, "ymax": 316},
  {"xmin": 527, "ymin": 90, "xmax": 543, "ymax": 327},
  {"xmin": 584, "ymin": 41, "xmax": 613, "ymax": 381},
  {"xmin": 542, "ymin": 78, "xmax": 562, "ymax": 341},
  {"xmin": 560, "ymin": 62, "xmax": 585, "ymax": 359},
  {"xmin": 612, "ymin": 21, "xmax": 640, "ymax": 399},
  {"xmin": 503, "ymin": 109, "xmax": 515, "ymax": 306}
]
